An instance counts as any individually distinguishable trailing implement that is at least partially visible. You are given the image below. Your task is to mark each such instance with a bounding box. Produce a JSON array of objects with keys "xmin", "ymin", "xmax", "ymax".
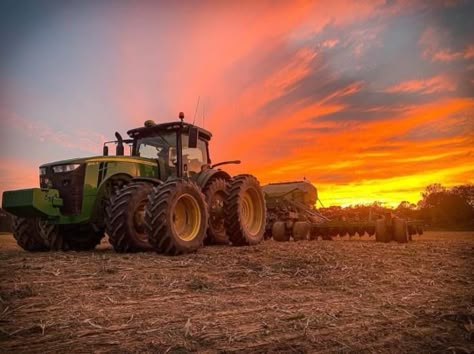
[
  {"xmin": 2, "ymin": 113, "xmax": 266, "ymax": 255},
  {"xmin": 263, "ymin": 180, "xmax": 422, "ymax": 243}
]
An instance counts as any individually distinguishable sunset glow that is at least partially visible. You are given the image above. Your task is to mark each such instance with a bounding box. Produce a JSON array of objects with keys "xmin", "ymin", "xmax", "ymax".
[{"xmin": 0, "ymin": 0, "xmax": 473, "ymax": 207}]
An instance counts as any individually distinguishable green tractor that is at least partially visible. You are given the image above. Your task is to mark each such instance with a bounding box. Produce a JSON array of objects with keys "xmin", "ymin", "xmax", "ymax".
[{"xmin": 2, "ymin": 113, "xmax": 266, "ymax": 255}]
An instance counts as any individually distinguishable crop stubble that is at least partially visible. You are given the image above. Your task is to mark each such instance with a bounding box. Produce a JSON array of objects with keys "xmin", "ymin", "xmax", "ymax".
[{"xmin": 0, "ymin": 232, "xmax": 472, "ymax": 353}]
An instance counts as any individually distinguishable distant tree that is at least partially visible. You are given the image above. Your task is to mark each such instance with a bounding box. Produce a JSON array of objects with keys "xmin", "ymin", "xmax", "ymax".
[
  {"xmin": 418, "ymin": 184, "xmax": 474, "ymax": 228},
  {"xmin": 396, "ymin": 201, "xmax": 418, "ymax": 219},
  {"xmin": 419, "ymin": 183, "xmax": 446, "ymax": 208},
  {"xmin": 451, "ymin": 184, "xmax": 474, "ymax": 207}
]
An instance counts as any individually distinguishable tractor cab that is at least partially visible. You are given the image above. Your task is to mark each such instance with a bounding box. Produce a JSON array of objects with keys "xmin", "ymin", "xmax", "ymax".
[{"xmin": 113, "ymin": 114, "xmax": 213, "ymax": 180}]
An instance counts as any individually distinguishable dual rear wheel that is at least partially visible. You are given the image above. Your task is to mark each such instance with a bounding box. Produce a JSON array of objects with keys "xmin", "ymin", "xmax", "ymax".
[
  {"xmin": 105, "ymin": 174, "xmax": 266, "ymax": 255},
  {"xmin": 144, "ymin": 179, "xmax": 208, "ymax": 255}
]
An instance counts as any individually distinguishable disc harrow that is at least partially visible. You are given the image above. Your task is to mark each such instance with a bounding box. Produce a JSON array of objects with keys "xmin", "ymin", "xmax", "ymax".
[{"xmin": 263, "ymin": 181, "xmax": 423, "ymax": 243}]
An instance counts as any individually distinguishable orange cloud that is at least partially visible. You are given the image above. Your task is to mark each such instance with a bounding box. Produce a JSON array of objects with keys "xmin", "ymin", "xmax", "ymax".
[
  {"xmin": 0, "ymin": 159, "xmax": 39, "ymax": 204},
  {"xmin": 2, "ymin": 112, "xmax": 107, "ymax": 154},
  {"xmin": 385, "ymin": 75, "xmax": 457, "ymax": 94},
  {"xmin": 419, "ymin": 26, "xmax": 474, "ymax": 63},
  {"xmin": 2, "ymin": 0, "xmax": 472, "ymax": 209}
]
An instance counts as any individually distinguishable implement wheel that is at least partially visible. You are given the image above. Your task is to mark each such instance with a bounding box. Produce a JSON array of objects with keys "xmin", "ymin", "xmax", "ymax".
[
  {"xmin": 293, "ymin": 221, "xmax": 310, "ymax": 241},
  {"xmin": 145, "ymin": 180, "xmax": 208, "ymax": 255},
  {"xmin": 393, "ymin": 217, "xmax": 408, "ymax": 243},
  {"xmin": 375, "ymin": 219, "xmax": 391, "ymax": 243},
  {"xmin": 309, "ymin": 226, "xmax": 319, "ymax": 240},
  {"xmin": 203, "ymin": 178, "xmax": 229, "ymax": 245},
  {"xmin": 40, "ymin": 223, "xmax": 104, "ymax": 251},
  {"xmin": 272, "ymin": 221, "xmax": 289, "ymax": 242},
  {"xmin": 321, "ymin": 227, "xmax": 333, "ymax": 240},
  {"xmin": 12, "ymin": 217, "xmax": 49, "ymax": 251},
  {"xmin": 224, "ymin": 174, "xmax": 266, "ymax": 246},
  {"xmin": 407, "ymin": 225, "xmax": 417, "ymax": 237},
  {"xmin": 106, "ymin": 181, "xmax": 155, "ymax": 252}
]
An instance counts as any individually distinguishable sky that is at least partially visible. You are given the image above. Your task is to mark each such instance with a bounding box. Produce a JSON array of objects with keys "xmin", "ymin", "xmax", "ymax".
[{"xmin": 0, "ymin": 0, "xmax": 473, "ymax": 207}]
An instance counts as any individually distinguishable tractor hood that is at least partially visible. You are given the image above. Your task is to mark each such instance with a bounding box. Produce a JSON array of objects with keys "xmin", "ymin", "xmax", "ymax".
[
  {"xmin": 39, "ymin": 155, "xmax": 155, "ymax": 168},
  {"xmin": 40, "ymin": 157, "xmax": 91, "ymax": 168}
]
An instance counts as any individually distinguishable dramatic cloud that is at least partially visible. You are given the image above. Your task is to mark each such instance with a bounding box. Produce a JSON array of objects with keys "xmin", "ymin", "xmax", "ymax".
[{"xmin": 0, "ymin": 0, "xmax": 473, "ymax": 206}]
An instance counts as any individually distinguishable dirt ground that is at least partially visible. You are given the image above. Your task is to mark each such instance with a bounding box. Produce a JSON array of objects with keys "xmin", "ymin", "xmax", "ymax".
[{"xmin": 0, "ymin": 232, "xmax": 473, "ymax": 353}]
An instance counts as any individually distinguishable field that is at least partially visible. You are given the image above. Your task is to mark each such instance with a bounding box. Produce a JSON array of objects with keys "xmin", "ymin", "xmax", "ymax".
[{"xmin": 0, "ymin": 232, "xmax": 473, "ymax": 353}]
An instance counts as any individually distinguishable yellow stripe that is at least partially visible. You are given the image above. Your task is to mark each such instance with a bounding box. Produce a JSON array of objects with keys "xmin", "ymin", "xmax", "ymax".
[{"xmin": 87, "ymin": 156, "xmax": 157, "ymax": 166}]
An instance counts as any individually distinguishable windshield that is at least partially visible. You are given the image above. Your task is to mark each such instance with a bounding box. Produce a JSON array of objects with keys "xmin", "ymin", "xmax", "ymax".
[
  {"xmin": 134, "ymin": 131, "xmax": 209, "ymax": 177},
  {"xmin": 135, "ymin": 133, "xmax": 176, "ymax": 160}
]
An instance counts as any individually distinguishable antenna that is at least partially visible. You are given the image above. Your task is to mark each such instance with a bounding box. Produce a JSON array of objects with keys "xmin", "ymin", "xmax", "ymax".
[
  {"xmin": 202, "ymin": 100, "xmax": 205, "ymax": 128},
  {"xmin": 192, "ymin": 95, "xmax": 200, "ymax": 125}
]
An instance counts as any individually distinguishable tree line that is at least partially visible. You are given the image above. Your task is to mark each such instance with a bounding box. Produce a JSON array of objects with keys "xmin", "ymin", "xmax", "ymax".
[{"xmin": 319, "ymin": 183, "xmax": 474, "ymax": 230}]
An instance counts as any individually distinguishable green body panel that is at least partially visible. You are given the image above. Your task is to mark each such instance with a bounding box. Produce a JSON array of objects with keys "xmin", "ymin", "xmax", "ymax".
[
  {"xmin": 2, "ymin": 188, "xmax": 63, "ymax": 218},
  {"xmin": 2, "ymin": 156, "xmax": 158, "ymax": 224}
]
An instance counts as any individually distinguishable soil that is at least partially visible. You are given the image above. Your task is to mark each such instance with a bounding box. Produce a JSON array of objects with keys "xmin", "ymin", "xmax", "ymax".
[{"xmin": 0, "ymin": 232, "xmax": 473, "ymax": 353}]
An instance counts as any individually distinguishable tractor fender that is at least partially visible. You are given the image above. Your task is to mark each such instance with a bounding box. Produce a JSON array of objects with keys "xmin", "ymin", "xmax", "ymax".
[
  {"xmin": 195, "ymin": 169, "xmax": 231, "ymax": 189},
  {"xmin": 130, "ymin": 176, "xmax": 163, "ymax": 186}
]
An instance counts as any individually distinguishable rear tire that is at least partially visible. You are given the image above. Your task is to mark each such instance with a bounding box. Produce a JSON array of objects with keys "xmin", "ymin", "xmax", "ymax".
[
  {"xmin": 272, "ymin": 221, "xmax": 289, "ymax": 242},
  {"xmin": 203, "ymin": 178, "xmax": 229, "ymax": 245},
  {"xmin": 40, "ymin": 223, "xmax": 104, "ymax": 251},
  {"xmin": 12, "ymin": 217, "xmax": 49, "ymax": 251},
  {"xmin": 224, "ymin": 174, "xmax": 266, "ymax": 246},
  {"xmin": 106, "ymin": 181, "xmax": 155, "ymax": 252},
  {"xmin": 293, "ymin": 221, "xmax": 310, "ymax": 241},
  {"xmin": 145, "ymin": 180, "xmax": 208, "ymax": 255}
]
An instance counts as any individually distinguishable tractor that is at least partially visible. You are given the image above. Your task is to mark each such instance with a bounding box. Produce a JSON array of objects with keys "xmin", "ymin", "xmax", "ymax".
[{"xmin": 2, "ymin": 113, "xmax": 266, "ymax": 255}]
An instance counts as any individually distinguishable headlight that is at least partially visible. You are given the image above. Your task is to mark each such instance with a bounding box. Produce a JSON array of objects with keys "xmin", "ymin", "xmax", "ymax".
[
  {"xmin": 52, "ymin": 164, "xmax": 80, "ymax": 173},
  {"xmin": 39, "ymin": 167, "xmax": 47, "ymax": 175}
]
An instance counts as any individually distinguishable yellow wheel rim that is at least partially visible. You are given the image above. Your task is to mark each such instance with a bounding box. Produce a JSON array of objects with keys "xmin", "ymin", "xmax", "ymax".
[
  {"xmin": 241, "ymin": 188, "xmax": 264, "ymax": 236},
  {"xmin": 172, "ymin": 194, "xmax": 201, "ymax": 241}
]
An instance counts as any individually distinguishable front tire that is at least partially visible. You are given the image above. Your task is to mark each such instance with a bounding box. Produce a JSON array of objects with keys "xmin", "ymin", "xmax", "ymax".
[
  {"xmin": 224, "ymin": 174, "xmax": 266, "ymax": 246},
  {"xmin": 145, "ymin": 180, "xmax": 208, "ymax": 255},
  {"xmin": 40, "ymin": 223, "xmax": 104, "ymax": 251},
  {"xmin": 106, "ymin": 181, "xmax": 155, "ymax": 252},
  {"xmin": 12, "ymin": 217, "xmax": 49, "ymax": 251}
]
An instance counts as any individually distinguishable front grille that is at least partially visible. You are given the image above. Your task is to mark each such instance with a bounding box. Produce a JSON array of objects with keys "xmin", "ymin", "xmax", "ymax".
[{"xmin": 41, "ymin": 164, "xmax": 86, "ymax": 215}]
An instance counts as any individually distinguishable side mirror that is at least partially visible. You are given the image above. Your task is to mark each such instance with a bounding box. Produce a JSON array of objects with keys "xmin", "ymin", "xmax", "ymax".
[
  {"xmin": 188, "ymin": 127, "xmax": 199, "ymax": 148},
  {"xmin": 168, "ymin": 147, "xmax": 177, "ymax": 166},
  {"xmin": 103, "ymin": 145, "xmax": 109, "ymax": 156}
]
